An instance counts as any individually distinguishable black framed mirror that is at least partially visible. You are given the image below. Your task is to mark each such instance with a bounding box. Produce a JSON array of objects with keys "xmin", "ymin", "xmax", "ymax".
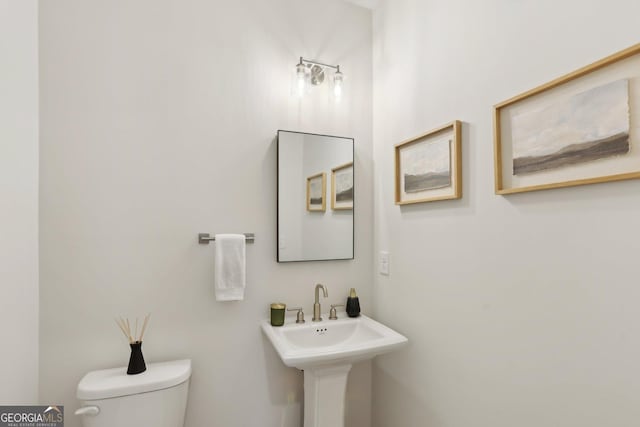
[{"xmin": 277, "ymin": 130, "xmax": 354, "ymax": 262}]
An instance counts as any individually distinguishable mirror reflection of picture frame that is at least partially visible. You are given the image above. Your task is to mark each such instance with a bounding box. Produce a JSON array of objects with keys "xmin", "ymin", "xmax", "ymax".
[
  {"xmin": 395, "ymin": 121, "xmax": 462, "ymax": 205},
  {"xmin": 331, "ymin": 162, "xmax": 354, "ymax": 210},
  {"xmin": 306, "ymin": 172, "xmax": 326, "ymax": 212}
]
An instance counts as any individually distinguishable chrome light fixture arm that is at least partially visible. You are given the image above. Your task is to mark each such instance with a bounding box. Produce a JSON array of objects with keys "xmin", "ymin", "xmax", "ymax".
[
  {"xmin": 298, "ymin": 57, "xmax": 340, "ymax": 72},
  {"xmin": 296, "ymin": 57, "xmax": 344, "ymax": 98}
]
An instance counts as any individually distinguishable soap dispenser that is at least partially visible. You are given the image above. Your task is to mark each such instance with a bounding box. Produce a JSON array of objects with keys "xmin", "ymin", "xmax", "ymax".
[{"xmin": 346, "ymin": 288, "xmax": 361, "ymax": 318}]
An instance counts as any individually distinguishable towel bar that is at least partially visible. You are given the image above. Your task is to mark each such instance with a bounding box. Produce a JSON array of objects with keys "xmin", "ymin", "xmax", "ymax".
[{"xmin": 198, "ymin": 233, "xmax": 255, "ymax": 244}]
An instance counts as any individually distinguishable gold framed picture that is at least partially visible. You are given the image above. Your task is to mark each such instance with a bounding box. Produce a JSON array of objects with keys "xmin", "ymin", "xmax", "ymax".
[
  {"xmin": 331, "ymin": 162, "xmax": 353, "ymax": 210},
  {"xmin": 306, "ymin": 172, "xmax": 326, "ymax": 212},
  {"xmin": 395, "ymin": 121, "xmax": 462, "ymax": 205},
  {"xmin": 494, "ymin": 43, "xmax": 640, "ymax": 195}
]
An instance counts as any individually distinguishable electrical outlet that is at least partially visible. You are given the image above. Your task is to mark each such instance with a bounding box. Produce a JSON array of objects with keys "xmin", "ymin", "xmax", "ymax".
[{"xmin": 379, "ymin": 251, "xmax": 389, "ymax": 275}]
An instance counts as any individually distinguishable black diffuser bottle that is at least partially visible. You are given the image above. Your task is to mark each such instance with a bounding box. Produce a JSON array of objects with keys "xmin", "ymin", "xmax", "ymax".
[
  {"xmin": 127, "ymin": 341, "xmax": 147, "ymax": 375},
  {"xmin": 346, "ymin": 288, "xmax": 361, "ymax": 318}
]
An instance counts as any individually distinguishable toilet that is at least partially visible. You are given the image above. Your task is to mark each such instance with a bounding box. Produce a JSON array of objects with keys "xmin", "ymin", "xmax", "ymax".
[{"xmin": 75, "ymin": 359, "xmax": 191, "ymax": 427}]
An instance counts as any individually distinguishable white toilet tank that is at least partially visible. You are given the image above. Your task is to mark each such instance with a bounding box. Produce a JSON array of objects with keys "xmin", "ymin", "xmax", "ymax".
[{"xmin": 76, "ymin": 359, "xmax": 191, "ymax": 427}]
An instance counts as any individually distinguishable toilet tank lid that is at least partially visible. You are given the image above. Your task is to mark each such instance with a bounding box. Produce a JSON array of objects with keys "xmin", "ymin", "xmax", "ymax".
[{"xmin": 77, "ymin": 359, "xmax": 191, "ymax": 400}]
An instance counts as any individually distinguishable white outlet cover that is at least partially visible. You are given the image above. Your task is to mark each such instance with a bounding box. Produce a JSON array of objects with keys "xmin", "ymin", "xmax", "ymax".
[{"xmin": 379, "ymin": 251, "xmax": 389, "ymax": 275}]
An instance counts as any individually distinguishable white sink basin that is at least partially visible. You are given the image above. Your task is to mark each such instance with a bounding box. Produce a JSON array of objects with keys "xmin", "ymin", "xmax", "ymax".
[
  {"xmin": 262, "ymin": 313, "xmax": 407, "ymax": 427},
  {"xmin": 261, "ymin": 314, "xmax": 408, "ymax": 369}
]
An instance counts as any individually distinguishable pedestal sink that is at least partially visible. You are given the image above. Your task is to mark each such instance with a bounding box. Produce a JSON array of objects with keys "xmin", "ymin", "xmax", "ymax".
[{"xmin": 261, "ymin": 314, "xmax": 408, "ymax": 427}]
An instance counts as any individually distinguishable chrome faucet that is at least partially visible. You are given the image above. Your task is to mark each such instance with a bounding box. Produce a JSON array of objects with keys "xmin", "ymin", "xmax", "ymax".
[{"xmin": 313, "ymin": 283, "xmax": 328, "ymax": 321}]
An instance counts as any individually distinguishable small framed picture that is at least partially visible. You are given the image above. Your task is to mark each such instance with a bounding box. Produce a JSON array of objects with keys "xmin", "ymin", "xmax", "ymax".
[
  {"xmin": 395, "ymin": 121, "xmax": 462, "ymax": 205},
  {"xmin": 331, "ymin": 162, "xmax": 354, "ymax": 210},
  {"xmin": 306, "ymin": 172, "xmax": 326, "ymax": 212}
]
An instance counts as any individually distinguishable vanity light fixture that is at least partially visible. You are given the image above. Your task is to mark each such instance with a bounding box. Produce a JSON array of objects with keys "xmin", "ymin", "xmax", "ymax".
[{"xmin": 295, "ymin": 57, "xmax": 345, "ymax": 101}]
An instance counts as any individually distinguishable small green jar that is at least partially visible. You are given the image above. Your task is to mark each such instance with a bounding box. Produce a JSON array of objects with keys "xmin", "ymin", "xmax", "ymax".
[{"xmin": 270, "ymin": 303, "xmax": 286, "ymax": 326}]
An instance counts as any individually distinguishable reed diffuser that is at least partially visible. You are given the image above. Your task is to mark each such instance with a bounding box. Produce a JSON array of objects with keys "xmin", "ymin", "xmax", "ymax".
[{"xmin": 115, "ymin": 314, "xmax": 151, "ymax": 375}]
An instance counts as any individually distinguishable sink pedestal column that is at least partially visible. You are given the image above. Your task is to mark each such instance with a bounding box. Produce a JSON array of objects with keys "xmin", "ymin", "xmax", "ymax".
[{"xmin": 303, "ymin": 363, "xmax": 352, "ymax": 427}]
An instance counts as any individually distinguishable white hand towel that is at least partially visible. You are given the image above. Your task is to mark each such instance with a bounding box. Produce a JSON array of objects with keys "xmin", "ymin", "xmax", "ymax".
[{"xmin": 214, "ymin": 234, "xmax": 246, "ymax": 301}]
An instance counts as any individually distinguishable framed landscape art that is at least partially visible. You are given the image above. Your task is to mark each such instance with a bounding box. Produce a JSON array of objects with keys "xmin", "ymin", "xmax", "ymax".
[
  {"xmin": 395, "ymin": 121, "xmax": 462, "ymax": 205},
  {"xmin": 494, "ymin": 43, "xmax": 640, "ymax": 194},
  {"xmin": 306, "ymin": 172, "xmax": 326, "ymax": 212}
]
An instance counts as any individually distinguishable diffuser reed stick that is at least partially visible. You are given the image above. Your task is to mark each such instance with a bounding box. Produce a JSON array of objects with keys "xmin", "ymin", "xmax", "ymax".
[
  {"xmin": 115, "ymin": 319, "xmax": 130, "ymax": 342},
  {"xmin": 115, "ymin": 314, "xmax": 151, "ymax": 344},
  {"xmin": 139, "ymin": 313, "xmax": 151, "ymax": 341}
]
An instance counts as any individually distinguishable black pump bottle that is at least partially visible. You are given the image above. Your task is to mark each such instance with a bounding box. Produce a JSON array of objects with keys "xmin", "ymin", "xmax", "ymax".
[{"xmin": 346, "ymin": 288, "xmax": 361, "ymax": 318}]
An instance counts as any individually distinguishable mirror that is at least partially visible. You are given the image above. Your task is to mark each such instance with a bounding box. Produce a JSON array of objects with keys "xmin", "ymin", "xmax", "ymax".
[{"xmin": 277, "ymin": 130, "xmax": 354, "ymax": 262}]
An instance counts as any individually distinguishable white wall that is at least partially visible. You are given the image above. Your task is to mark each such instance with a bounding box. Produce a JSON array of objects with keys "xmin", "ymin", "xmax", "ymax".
[
  {"xmin": 39, "ymin": 0, "xmax": 372, "ymax": 426},
  {"xmin": 278, "ymin": 133, "xmax": 305, "ymax": 261},
  {"xmin": 372, "ymin": 1, "xmax": 640, "ymax": 426},
  {"xmin": 0, "ymin": 0, "xmax": 39, "ymax": 404}
]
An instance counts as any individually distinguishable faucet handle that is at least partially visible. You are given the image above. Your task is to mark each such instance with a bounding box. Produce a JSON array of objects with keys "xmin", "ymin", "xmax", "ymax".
[
  {"xmin": 287, "ymin": 307, "xmax": 305, "ymax": 323},
  {"xmin": 329, "ymin": 304, "xmax": 344, "ymax": 320}
]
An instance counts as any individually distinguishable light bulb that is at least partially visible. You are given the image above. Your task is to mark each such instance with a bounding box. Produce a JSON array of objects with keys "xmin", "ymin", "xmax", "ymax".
[
  {"xmin": 296, "ymin": 62, "xmax": 306, "ymax": 98},
  {"xmin": 333, "ymin": 69, "xmax": 344, "ymax": 102}
]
